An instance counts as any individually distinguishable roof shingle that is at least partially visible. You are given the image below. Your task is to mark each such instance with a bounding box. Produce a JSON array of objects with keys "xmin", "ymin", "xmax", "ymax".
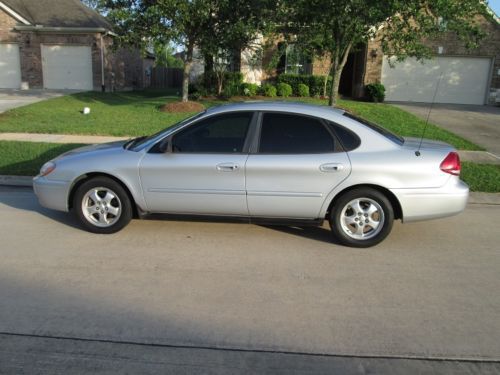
[{"xmin": 1, "ymin": 0, "xmax": 112, "ymax": 29}]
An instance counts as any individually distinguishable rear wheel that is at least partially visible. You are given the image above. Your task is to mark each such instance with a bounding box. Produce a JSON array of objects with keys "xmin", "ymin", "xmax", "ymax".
[
  {"xmin": 329, "ymin": 188, "xmax": 394, "ymax": 248},
  {"xmin": 73, "ymin": 177, "xmax": 132, "ymax": 234}
]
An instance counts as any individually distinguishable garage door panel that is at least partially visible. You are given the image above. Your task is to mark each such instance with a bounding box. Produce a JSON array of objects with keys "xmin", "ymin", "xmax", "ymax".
[
  {"xmin": 0, "ymin": 44, "xmax": 21, "ymax": 89},
  {"xmin": 382, "ymin": 56, "xmax": 491, "ymax": 105},
  {"xmin": 41, "ymin": 45, "xmax": 93, "ymax": 90}
]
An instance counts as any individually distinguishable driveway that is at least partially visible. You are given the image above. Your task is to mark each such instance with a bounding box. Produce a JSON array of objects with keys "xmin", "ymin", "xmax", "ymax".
[
  {"xmin": 0, "ymin": 89, "xmax": 75, "ymax": 113},
  {"xmin": 392, "ymin": 103, "xmax": 500, "ymax": 157},
  {"xmin": 0, "ymin": 186, "xmax": 499, "ymax": 373}
]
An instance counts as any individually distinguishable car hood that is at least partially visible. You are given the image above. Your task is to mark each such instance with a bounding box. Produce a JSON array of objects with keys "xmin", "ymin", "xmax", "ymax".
[{"xmin": 55, "ymin": 140, "xmax": 128, "ymax": 160}]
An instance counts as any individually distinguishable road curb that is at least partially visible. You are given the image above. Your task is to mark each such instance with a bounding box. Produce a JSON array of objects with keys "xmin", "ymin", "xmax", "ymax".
[
  {"xmin": 0, "ymin": 175, "xmax": 33, "ymax": 187},
  {"xmin": 1, "ymin": 175, "xmax": 499, "ymax": 205}
]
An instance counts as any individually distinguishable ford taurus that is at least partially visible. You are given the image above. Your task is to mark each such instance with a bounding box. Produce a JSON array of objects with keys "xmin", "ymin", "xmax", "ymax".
[{"xmin": 33, "ymin": 102, "xmax": 468, "ymax": 247}]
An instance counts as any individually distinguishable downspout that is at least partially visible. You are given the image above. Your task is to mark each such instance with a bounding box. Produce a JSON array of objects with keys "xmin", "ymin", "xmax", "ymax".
[{"xmin": 100, "ymin": 33, "xmax": 105, "ymax": 92}]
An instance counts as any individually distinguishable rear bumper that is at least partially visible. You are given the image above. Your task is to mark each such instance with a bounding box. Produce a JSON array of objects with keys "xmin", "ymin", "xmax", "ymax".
[
  {"xmin": 390, "ymin": 178, "xmax": 469, "ymax": 223},
  {"xmin": 33, "ymin": 175, "xmax": 71, "ymax": 212}
]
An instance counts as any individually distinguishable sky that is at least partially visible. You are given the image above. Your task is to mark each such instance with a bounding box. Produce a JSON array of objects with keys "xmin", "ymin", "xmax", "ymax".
[{"xmin": 489, "ymin": 0, "xmax": 500, "ymax": 17}]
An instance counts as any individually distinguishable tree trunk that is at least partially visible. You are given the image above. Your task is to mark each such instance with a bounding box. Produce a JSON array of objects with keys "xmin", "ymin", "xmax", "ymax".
[
  {"xmin": 182, "ymin": 44, "xmax": 194, "ymax": 102},
  {"xmin": 328, "ymin": 42, "xmax": 352, "ymax": 107},
  {"xmin": 328, "ymin": 68, "xmax": 342, "ymax": 106}
]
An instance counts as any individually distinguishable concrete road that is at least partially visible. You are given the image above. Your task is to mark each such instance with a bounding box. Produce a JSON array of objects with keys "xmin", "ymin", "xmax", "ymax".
[
  {"xmin": 392, "ymin": 103, "xmax": 500, "ymax": 157},
  {"xmin": 0, "ymin": 89, "xmax": 75, "ymax": 113},
  {"xmin": 0, "ymin": 186, "xmax": 500, "ymax": 373}
]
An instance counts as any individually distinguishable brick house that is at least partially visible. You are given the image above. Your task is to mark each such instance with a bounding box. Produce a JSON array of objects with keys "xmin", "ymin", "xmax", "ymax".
[
  {"xmin": 0, "ymin": 0, "xmax": 154, "ymax": 91},
  {"xmin": 256, "ymin": 12, "xmax": 500, "ymax": 105}
]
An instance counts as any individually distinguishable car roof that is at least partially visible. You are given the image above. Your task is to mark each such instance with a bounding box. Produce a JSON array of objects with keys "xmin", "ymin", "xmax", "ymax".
[{"xmin": 205, "ymin": 101, "xmax": 346, "ymax": 119}]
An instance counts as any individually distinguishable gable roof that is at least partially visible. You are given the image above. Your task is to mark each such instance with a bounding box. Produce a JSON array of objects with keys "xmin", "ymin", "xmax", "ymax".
[{"xmin": 0, "ymin": 0, "xmax": 112, "ymax": 29}]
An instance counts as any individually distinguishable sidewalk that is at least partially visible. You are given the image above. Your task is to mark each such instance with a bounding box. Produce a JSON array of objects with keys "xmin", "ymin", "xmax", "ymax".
[
  {"xmin": 0, "ymin": 132, "xmax": 498, "ymax": 164},
  {"xmin": 0, "ymin": 132, "xmax": 128, "ymax": 144}
]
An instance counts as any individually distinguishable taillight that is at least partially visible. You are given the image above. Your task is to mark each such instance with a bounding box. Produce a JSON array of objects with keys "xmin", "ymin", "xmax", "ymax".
[{"xmin": 440, "ymin": 152, "xmax": 461, "ymax": 176}]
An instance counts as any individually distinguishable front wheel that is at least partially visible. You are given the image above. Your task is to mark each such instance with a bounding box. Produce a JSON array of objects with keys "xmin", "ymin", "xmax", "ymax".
[
  {"xmin": 73, "ymin": 177, "xmax": 133, "ymax": 234},
  {"xmin": 329, "ymin": 188, "xmax": 394, "ymax": 248}
]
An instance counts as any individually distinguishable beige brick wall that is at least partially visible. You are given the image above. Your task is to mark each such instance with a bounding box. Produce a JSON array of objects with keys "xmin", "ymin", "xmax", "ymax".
[{"xmin": 0, "ymin": 7, "xmax": 18, "ymax": 42}]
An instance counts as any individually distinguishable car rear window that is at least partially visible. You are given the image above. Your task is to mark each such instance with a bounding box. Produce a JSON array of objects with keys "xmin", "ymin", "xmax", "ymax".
[
  {"xmin": 343, "ymin": 112, "xmax": 404, "ymax": 146},
  {"xmin": 328, "ymin": 122, "xmax": 361, "ymax": 151},
  {"xmin": 259, "ymin": 113, "xmax": 335, "ymax": 154}
]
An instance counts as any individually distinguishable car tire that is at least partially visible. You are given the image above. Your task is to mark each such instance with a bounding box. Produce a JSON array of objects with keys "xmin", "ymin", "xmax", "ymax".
[
  {"xmin": 73, "ymin": 177, "xmax": 133, "ymax": 234},
  {"xmin": 329, "ymin": 188, "xmax": 394, "ymax": 248}
]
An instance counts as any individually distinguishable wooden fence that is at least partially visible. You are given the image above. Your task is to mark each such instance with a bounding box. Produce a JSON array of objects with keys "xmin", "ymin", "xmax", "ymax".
[{"xmin": 150, "ymin": 67, "xmax": 183, "ymax": 89}]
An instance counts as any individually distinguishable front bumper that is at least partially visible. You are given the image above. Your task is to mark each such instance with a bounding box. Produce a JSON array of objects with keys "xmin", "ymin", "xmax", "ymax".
[
  {"xmin": 390, "ymin": 177, "xmax": 469, "ymax": 223},
  {"xmin": 33, "ymin": 175, "xmax": 72, "ymax": 212}
]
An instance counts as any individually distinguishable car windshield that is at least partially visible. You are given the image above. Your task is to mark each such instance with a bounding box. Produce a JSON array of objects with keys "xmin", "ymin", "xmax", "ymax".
[
  {"xmin": 128, "ymin": 111, "xmax": 206, "ymax": 150},
  {"xmin": 343, "ymin": 112, "xmax": 404, "ymax": 145}
]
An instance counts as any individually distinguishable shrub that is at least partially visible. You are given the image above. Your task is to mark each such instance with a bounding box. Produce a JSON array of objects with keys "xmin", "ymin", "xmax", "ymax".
[
  {"xmin": 365, "ymin": 83, "xmax": 386, "ymax": 103},
  {"xmin": 277, "ymin": 74, "xmax": 331, "ymax": 97},
  {"xmin": 297, "ymin": 83, "xmax": 310, "ymax": 97},
  {"xmin": 203, "ymin": 71, "xmax": 244, "ymax": 95},
  {"xmin": 262, "ymin": 83, "xmax": 277, "ymax": 97},
  {"xmin": 188, "ymin": 92, "xmax": 201, "ymax": 101},
  {"xmin": 277, "ymin": 82, "xmax": 292, "ymax": 97},
  {"xmin": 241, "ymin": 82, "xmax": 259, "ymax": 96}
]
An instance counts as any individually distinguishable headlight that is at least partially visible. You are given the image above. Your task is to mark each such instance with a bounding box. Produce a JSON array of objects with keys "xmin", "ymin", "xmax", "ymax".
[{"xmin": 40, "ymin": 161, "xmax": 56, "ymax": 177}]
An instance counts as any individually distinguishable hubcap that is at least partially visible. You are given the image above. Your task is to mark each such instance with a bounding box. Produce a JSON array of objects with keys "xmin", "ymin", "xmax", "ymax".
[
  {"xmin": 81, "ymin": 187, "xmax": 122, "ymax": 228},
  {"xmin": 340, "ymin": 198, "xmax": 385, "ymax": 240}
]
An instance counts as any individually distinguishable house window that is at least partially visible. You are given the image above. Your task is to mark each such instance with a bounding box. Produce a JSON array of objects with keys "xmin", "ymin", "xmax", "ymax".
[{"xmin": 277, "ymin": 43, "xmax": 312, "ymax": 75}]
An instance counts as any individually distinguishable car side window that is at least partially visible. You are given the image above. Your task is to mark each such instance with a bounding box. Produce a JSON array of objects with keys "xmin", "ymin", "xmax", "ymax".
[
  {"xmin": 172, "ymin": 112, "xmax": 253, "ymax": 153},
  {"xmin": 259, "ymin": 113, "xmax": 335, "ymax": 154},
  {"xmin": 328, "ymin": 122, "xmax": 361, "ymax": 151}
]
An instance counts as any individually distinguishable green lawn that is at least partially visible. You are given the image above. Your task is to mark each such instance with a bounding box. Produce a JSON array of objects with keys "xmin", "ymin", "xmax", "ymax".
[
  {"xmin": 0, "ymin": 141, "xmax": 85, "ymax": 176},
  {"xmin": 0, "ymin": 90, "xmax": 481, "ymax": 150},
  {"xmin": 461, "ymin": 162, "xmax": 500, "ymax": 193},
  {"xmin": 0, "ymin": 140, "xmax": 497, "ymax": 193}
]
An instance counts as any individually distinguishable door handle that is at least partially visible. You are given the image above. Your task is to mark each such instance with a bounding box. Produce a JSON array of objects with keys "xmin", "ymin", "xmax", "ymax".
[
  {"xmin": 216, "ymin": 163, "xmax": 239, "ymax": 172},
  {"xmin": 320, "ymin": 163, "xmax": 344, "ymax": 172}
]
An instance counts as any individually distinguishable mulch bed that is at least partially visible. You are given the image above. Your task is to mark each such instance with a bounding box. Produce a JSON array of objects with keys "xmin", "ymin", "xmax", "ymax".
[{"xmin": 160, "ymin": 101, "xmax": 206, "ymax": 113}]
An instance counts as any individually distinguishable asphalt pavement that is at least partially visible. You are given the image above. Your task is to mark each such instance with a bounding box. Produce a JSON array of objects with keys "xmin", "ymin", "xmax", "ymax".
[{"xmin": 0, "ymin": 186, "xmax": 499, "ymax": 374}]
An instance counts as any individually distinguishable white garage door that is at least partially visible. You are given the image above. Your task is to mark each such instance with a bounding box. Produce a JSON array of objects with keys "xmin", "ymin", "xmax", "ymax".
[
  {"xmin": 382, "ymin": 56, "xmax": 491, "ymax": 105},
  {"xmin": 41, "ymin": 45, "xmax": 93, "ymax": 90},
  {"xmin": 0, "ymin": 43, "xmax": 21, "ymax": 89}
]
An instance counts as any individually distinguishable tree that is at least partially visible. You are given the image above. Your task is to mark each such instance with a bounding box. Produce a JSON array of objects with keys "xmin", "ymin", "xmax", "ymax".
[
  {"xmin": 105, "ymin": 0, "xmax": 213, "ymax": 102},
  {"xmin": 281, "ymin": 0, "xmax": 488, "ymax": 106},
  {"xmin": 154, "ymin": 44, "xmax": 184, "ymax": 68},
  {"xmin": 105, "ymin": 0, "xmax": 272, "ymax": 102},
  {"xmin": 198, "ymin": 0, "xmax": 272, "ymax": 95},
  {"xmin": 81, "ymin": 0, "xmax": 106, "ymax": 13}
]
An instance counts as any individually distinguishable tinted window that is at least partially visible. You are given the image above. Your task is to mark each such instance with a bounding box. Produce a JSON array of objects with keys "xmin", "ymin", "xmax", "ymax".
[
  {"xmin": 259, "ymin": 113, "xmax": 335, "ymax": 154},
  {"xmin": 172, "ymin": 112, "xmax": 252, "ymax": 153},
  {"xmin": 328, "ymin": 122, "xmax": 361, "ymax": 151},
  {"xmin": 343, "ymin": 112, "xmax": 404, "ymax": 145}
]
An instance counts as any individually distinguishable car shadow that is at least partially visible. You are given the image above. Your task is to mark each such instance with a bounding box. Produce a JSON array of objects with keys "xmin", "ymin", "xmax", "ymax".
[
  {"xmin": 0, "ymin": 186, "xmax": 81, "ymax": 230},
  {"xmin": 1, "ymin": 186, "xmax": 342, "ymax": 245},
  {"xmin": 260, "ymin": 224, "xmax": 344, "ymax": 246}
]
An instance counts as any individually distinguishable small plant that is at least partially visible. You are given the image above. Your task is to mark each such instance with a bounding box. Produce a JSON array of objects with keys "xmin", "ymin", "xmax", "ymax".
[
  {"xmin": 277, "ymin": 82, "xmax": 292, "ymax": 97},
  {"xmin": 366, "ymin": 83, "xmax": 386, "ymax": 103},
  {"xmin": 297, "ymin": 83, "xmax": 310, "ymax": 97},
  {"xmin": 241, "ymin": 83, "xmax": 259, "ymax": 96},
  {"xmin": 263, "ymin": 84, "xmax": 277, "ymax": 97}
]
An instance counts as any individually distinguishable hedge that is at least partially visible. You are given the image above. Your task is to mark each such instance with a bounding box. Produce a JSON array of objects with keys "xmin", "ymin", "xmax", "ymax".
[{"xmin": 277, "ymin": 74, "xmax": 332, "ymax": 97}]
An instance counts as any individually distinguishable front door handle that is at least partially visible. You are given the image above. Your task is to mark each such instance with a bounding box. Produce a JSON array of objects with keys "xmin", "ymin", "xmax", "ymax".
[
  {"xmin": 320, "ymin": 163, "xmax": 344, "ymax": 172},
  {"xmin": 216, "ymin": 163, "xmax": 239, "ymax": 172}
]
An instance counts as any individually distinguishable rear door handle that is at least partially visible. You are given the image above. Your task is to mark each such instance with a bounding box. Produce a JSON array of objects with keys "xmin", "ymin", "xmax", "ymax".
[
  {"xmin": 320, "ymin": 163, "xmax": 344, "ymax": 172},
  {"xmin": 216, "ymin": 163, "xmax": 239, "ymax": 172}
]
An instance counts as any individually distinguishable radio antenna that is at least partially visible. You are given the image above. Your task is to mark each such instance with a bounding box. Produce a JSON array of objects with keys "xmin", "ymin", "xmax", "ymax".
[{"xmin": 416, "ymin": 71, "xmax": 444, "ymax": 156}]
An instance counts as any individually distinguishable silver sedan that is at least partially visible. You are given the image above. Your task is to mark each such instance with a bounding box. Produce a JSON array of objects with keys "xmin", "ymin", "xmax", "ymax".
[{"xmin": 33, "ymin": 102, "xmax": 468, "ymax": 247}]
